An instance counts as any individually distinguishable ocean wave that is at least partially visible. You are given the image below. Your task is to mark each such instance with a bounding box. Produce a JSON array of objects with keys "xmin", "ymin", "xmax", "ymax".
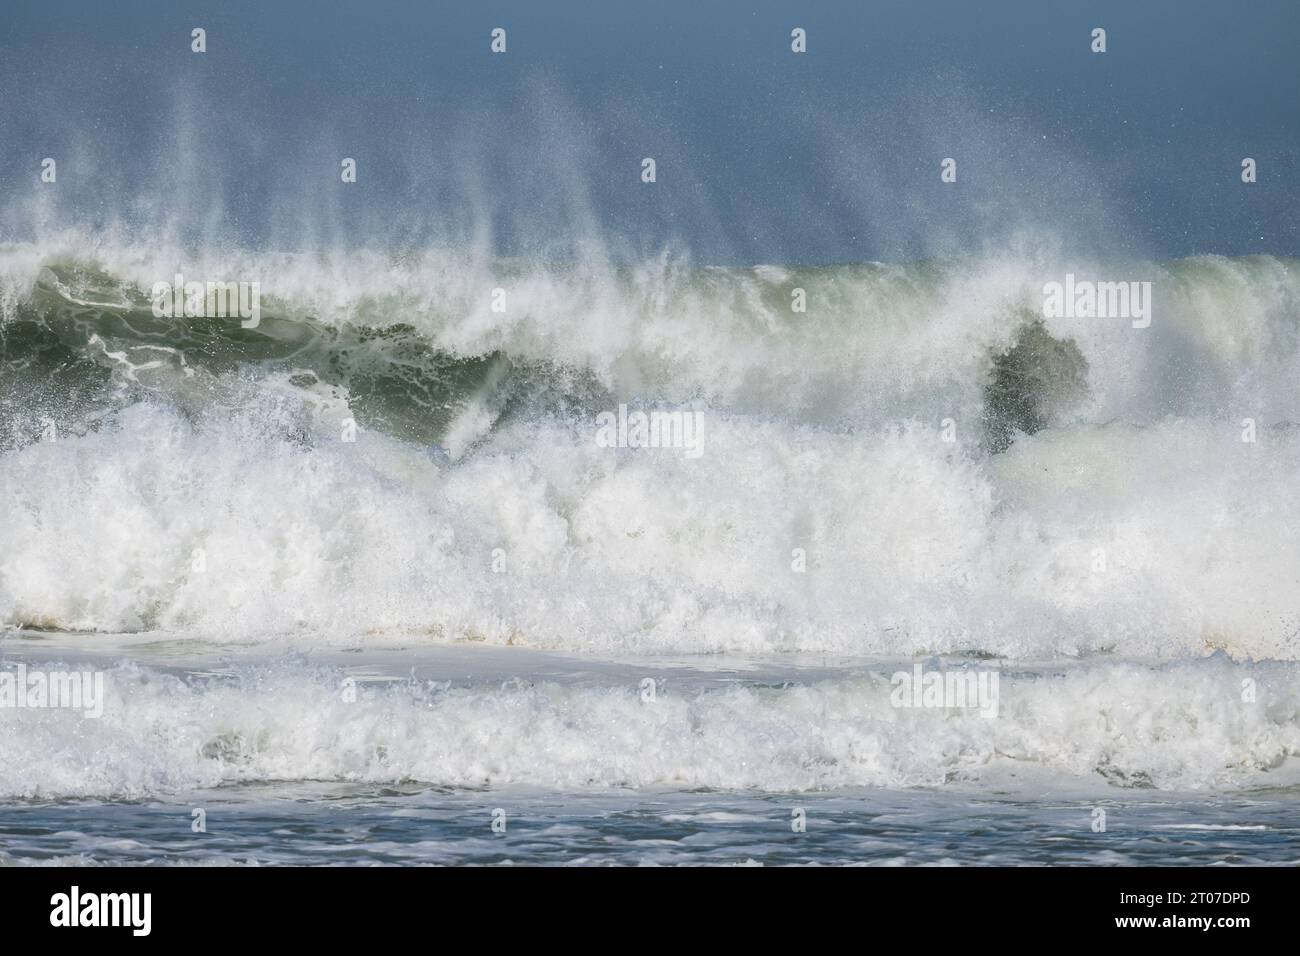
[
  {"xmin": 0, "ymin": 656, "xmax": 1295, "ymax": 798},
  {"xmin": 1, "ymin": 242, "xmax": 1297, "ymax": 659},
  {"xmin": 2, "ymin": 243, "xmax": 1297, "ymax": 440}
]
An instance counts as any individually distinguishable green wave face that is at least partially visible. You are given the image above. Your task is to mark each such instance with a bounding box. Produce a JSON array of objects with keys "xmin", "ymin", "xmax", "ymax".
[
  {"xmin": 2, "ymin": 252, "xmax": 1297, "ymax": 456},
  {"xmin": 1, "ymin": 264, "xmax": 542, "ymax": 452}
]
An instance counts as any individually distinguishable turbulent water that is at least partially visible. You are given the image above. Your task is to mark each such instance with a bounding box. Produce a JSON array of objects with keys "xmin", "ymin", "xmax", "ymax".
[{"xmin": 1, "ymin": 241, "xmax": 1298, "ymax": 864}]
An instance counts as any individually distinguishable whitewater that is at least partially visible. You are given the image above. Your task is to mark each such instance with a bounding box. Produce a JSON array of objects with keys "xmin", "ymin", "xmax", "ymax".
[{"xmin": 1, "ymin": 239, "xmax": 1298, "ymax": 864}]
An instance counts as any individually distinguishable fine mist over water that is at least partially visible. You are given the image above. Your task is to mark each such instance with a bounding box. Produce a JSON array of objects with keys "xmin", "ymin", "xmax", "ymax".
[{"xmin": 0, "ymin": 1, "xmax": 1298, "ymax": 879}]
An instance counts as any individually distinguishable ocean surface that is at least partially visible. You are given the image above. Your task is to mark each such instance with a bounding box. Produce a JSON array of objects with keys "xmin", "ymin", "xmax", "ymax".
[
  {"xmin": 2, "ymin": 638, "xmax": 1299, "ymax": 866},
  {"xmin": 2, "ymin": 0, "xmax": 1299, "ymax": 866},
  {"xmin": 1, "ymin": 248, "xmax": 1298, "ymax": 865}
]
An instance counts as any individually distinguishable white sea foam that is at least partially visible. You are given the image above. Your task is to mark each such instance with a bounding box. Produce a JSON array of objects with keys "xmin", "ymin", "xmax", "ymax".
[
  {"xmin": 1, "ymin": 398, "xmax": 1297, "ymax": 658},
  {"xmin": 0, "ymin": 656, "xmax": 1294, "ymax": 799}
]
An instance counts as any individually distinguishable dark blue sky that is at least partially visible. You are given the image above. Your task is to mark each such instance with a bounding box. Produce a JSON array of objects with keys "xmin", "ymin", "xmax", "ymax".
[{"xmin": 1, "ymin": 0, "xmax": 1296, "ymax": 264}]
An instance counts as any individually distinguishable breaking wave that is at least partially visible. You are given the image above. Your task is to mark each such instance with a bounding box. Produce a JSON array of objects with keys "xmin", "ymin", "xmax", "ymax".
[{"xmin": 1, "ymin": 241, "xmax": 1297, "ymax": 659}]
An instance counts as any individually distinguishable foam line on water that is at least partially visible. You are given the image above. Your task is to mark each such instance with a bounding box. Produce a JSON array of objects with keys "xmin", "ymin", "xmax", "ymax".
[{"xmin": 0, "ymin": 656, "xmax": 1295, "ymax": 798}]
